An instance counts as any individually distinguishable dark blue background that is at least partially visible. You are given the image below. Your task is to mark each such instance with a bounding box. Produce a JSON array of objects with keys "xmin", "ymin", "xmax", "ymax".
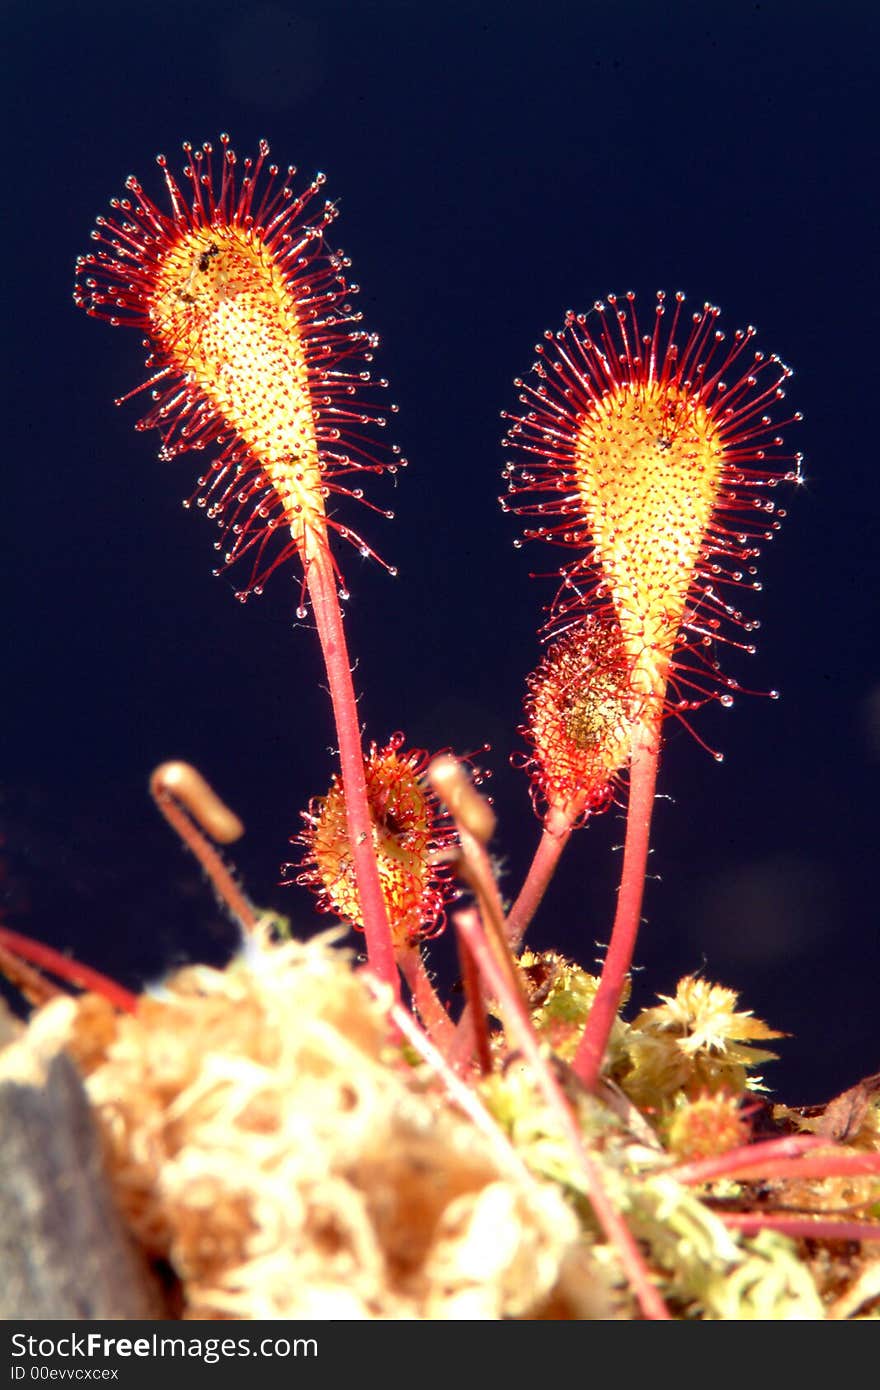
[{"xmin": 4, "ymin": 0, "xmax": 878, "ymax": 1103}]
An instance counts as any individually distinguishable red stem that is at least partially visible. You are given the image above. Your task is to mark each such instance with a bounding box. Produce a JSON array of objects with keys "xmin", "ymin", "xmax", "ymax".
[
  {"xmin": 573, "ymin": 720, "xmax": 661, "ymax": 1088},
  {"xmin": 669, "ymin": 1136, "xmax": 878, "ymax": 1186},
  {"xmin": 0, "ymin": 925, "xmax": 138, "ymax": 1014},
  {"xmin": 0, "ymin": 939, "xmax": 64, "ymax": 1008},
  {"xmin": 304, "ymin": 538, "xmax": 399, "ymax": 999},
  {"xmin": 368, "ymin": 979, "xmax": 537, "ymax": 1185},
  {"xmin": 719, "ymin": 1213, "xmax": 880, "ymax": 1242},
  {"xmin": 150, "ymin": 765, "xmax": 257, "ymax": 935},
  {"xmin": 712, "ymin": 1153, "xmax": 880, "ymax": 1184},
  {"xmin": 456, "ymin": 906, "xmax": 670, "ymax": 1320},
  {"xmin": 397, "ymin": 945, "xmax": 455, "ymax": 1052},
  {"xmin": 455, "ymin": 928, "xmax": 493, "ymax": 1074},
  {"xmin": 504, "ymin": 802, "xmax": 577, "ymax": 949}
]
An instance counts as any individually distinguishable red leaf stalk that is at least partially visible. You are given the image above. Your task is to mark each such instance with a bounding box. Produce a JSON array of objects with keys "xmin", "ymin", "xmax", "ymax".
[
  {"xmin": 150, "ymin": 760, "xmax": 258, "ymax": 935},
  {"xmin": 573, "ymin": 718, "xmax": 661, "ymax": 1085},
  {"xmin": 455, "ymin": 906, "xmax": 670, "ymax": 1320},
  {"xmin": 503, "ymin": 293, "xmax": 801, "ymax": 1081},
  {"xmin": 305, "ymin": 545, "xmax": 398, "ymax": 991},
  {"xmin": 0, "ymin": 925, "xmax": 138, "ymax": 1014},
  {"xmin": 75, "ymin": 137, "xmax": 403, "ymax": 993}
]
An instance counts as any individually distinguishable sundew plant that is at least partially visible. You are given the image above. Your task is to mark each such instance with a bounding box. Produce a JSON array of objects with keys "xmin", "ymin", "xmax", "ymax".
[{"xmin": 2, "ymin": 137, "xmax": 878, "ymax": 1321}]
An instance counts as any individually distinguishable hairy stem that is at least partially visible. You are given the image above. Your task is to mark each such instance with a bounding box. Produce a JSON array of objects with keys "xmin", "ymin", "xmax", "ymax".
[
  {"xmin": 455, "ymin": 928, "xmax": 493, "ymax": 1074},
  {"xmin": 304, "ymin": 536, "xmax": 399, "ymax": 998},
  {"xmin": 505, "ymin": 801, "xmax": 579, "ymax": 949},
  {"xmin": 573, "ymin": 718, "xmax": 661, "ymax": 1088},
  {"xmin": 429, "ymin": 756, "xmax": 531, "ymax": 1068},
  {"xmin": 397, "ymin": 946, "xmax": 455, "ymax": 1051},
  {"xmin": 150, "ymin": 762, "xmax": 257, "ymax": 935}
]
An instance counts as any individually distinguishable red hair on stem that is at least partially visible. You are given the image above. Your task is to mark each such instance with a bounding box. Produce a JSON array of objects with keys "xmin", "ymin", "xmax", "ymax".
[
  {"xmin": 502, "ymin": 292, "xmax": 801, "ymax": 1085},
  {"xmin": 149, "ymin": 760, "xmax": 258, "ymax": 935},
  {"xmin": 75, "ymin": 136, "xmax": 403, "ymax": 995}
]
